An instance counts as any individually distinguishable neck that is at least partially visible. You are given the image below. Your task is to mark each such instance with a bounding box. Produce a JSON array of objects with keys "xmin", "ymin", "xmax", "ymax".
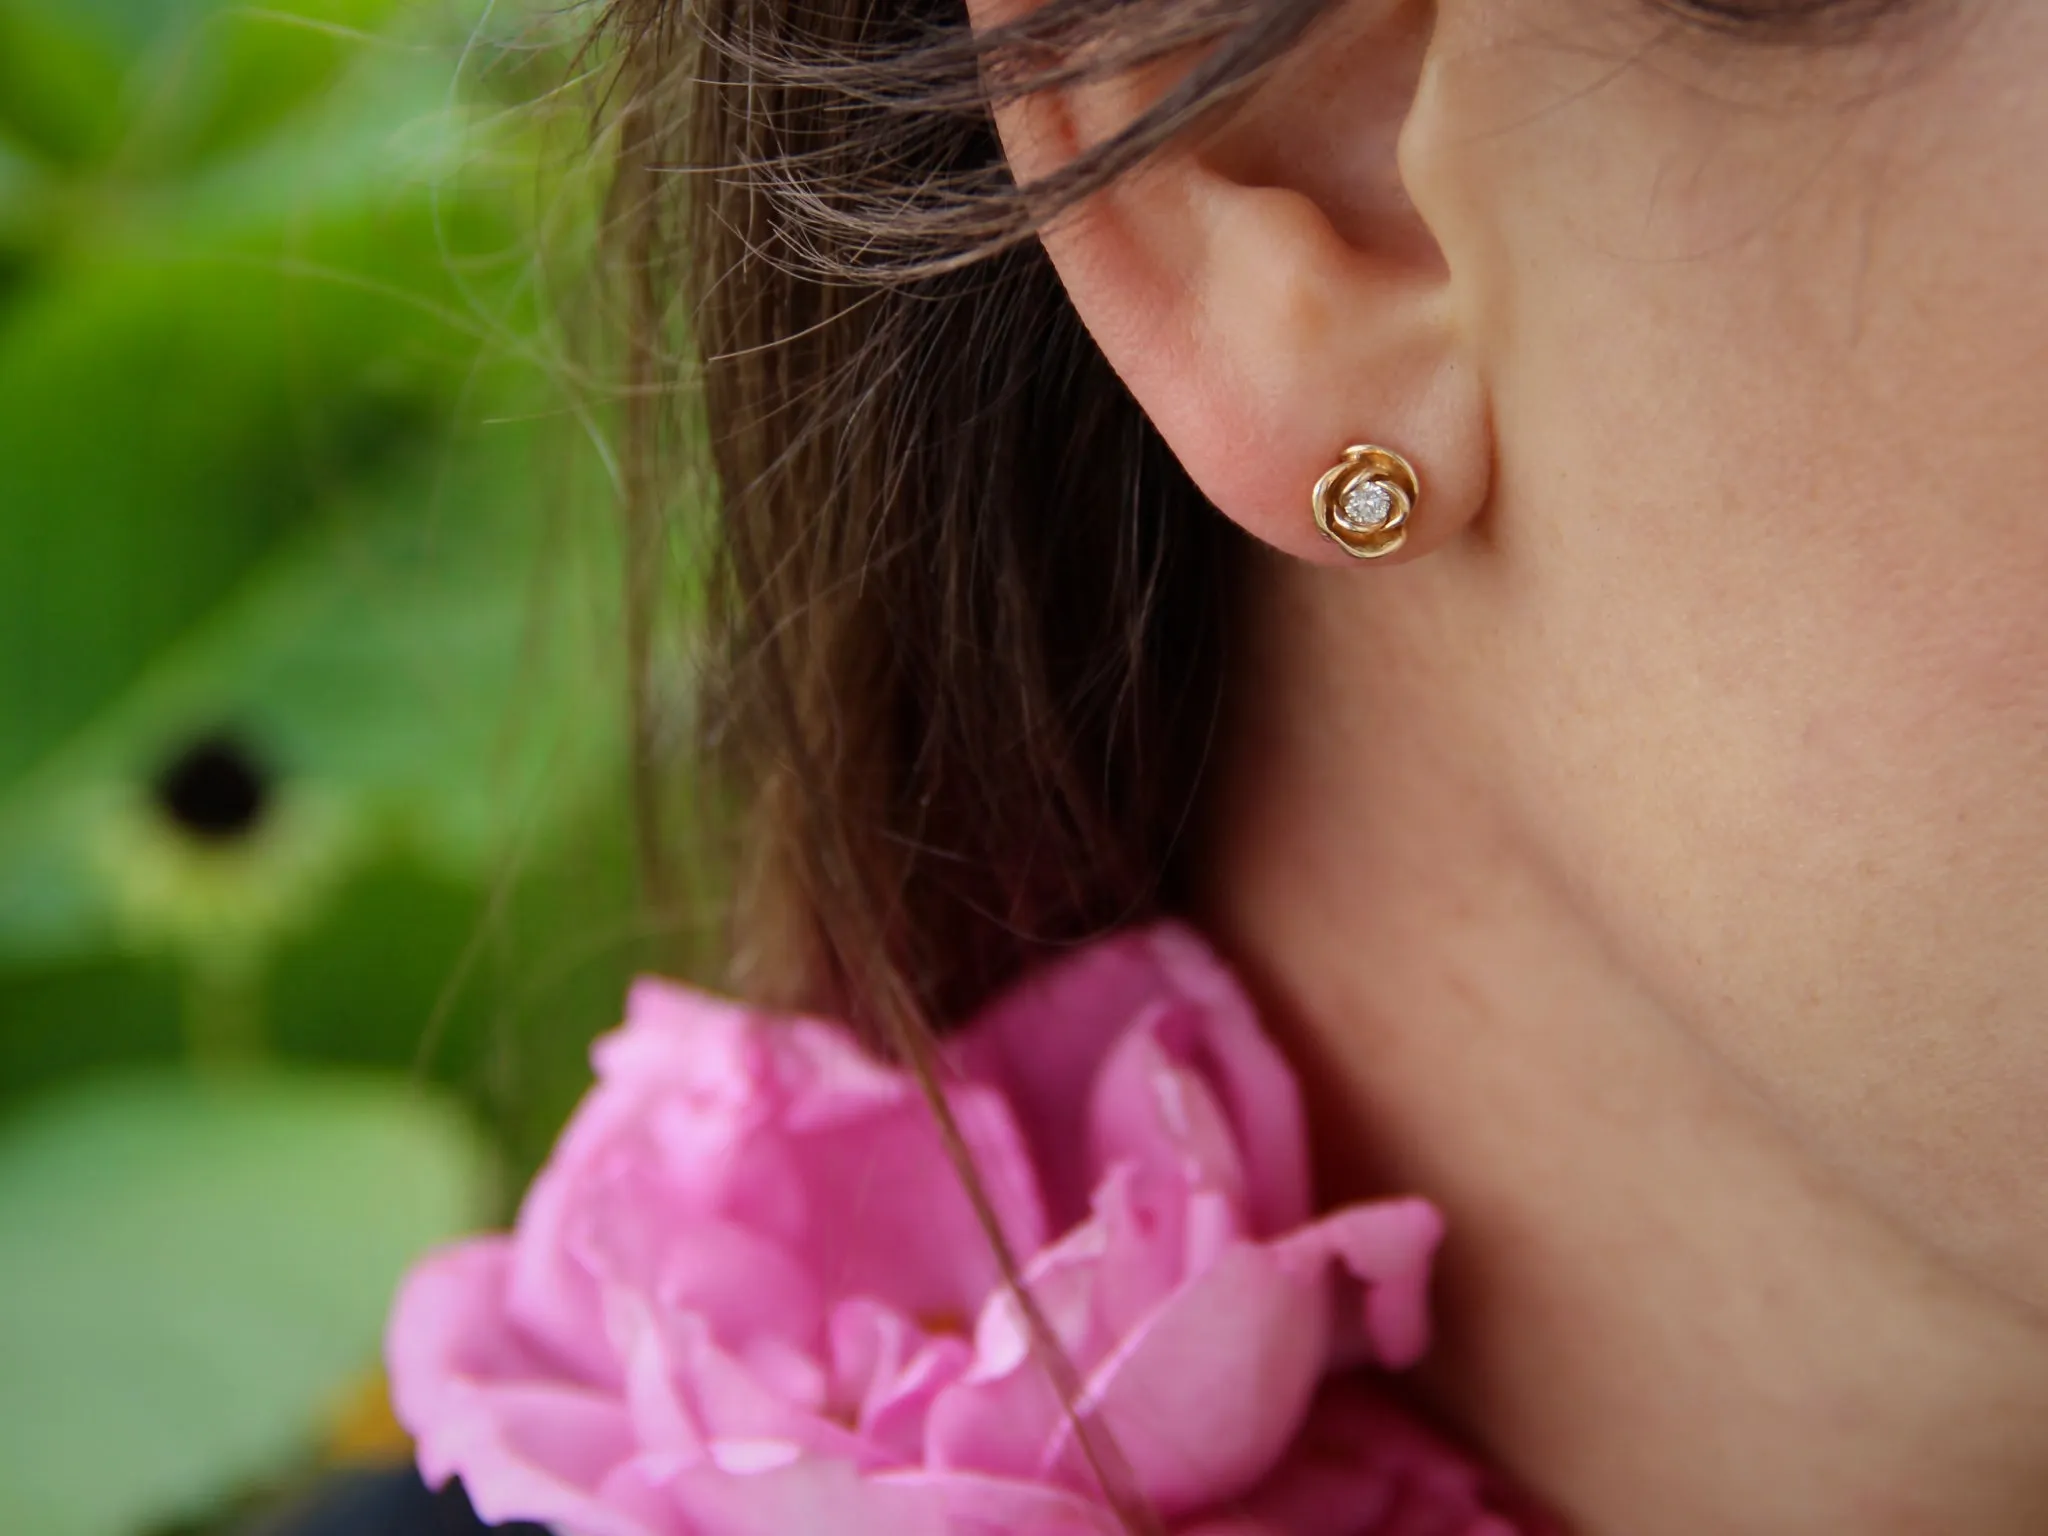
[{"xmin": 1196, "ymin": 556, "xmax": 2048, "ymax": 1536}]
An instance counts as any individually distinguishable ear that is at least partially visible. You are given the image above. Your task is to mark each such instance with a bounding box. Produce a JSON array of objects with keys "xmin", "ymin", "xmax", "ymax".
[{"xmin": 971, "ymin": 0, "xmax": 1490, "ymax": 564}]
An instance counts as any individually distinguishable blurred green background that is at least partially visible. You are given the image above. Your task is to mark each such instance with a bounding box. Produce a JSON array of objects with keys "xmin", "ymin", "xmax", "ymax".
[{"xmin": 0, "ymin": 1, "xmax": 670, "ymax": 1530}]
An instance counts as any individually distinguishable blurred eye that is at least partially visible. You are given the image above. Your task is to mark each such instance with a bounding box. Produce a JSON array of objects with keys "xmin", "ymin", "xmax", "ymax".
[{"xmin": 1651, "ymin": 0, "xmax": 1911, "ymax": 40}]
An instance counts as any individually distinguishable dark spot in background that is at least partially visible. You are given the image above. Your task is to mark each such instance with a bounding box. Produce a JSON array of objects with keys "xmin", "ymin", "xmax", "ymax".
[{"xmin": 152, "ymin": 732, "xmax": 273, "ymax": 841}]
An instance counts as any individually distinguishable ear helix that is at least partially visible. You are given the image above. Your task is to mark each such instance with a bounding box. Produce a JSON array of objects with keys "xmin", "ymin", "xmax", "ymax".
[{"xmin": 1311, "ymin": 444, "xmax": 1420, "ymax": 560}]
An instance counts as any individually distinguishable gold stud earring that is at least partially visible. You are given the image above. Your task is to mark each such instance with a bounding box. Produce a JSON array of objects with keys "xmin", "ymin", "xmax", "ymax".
[{"xmin": 1311, "ymin": 444, "xmax": 1420, "ymax": 560}]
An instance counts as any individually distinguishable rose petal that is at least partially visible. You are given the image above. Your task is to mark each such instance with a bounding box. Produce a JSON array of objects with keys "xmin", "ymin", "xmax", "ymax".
[
  {"xmin": 775, "ymin": 1078, "xmax": 1046, "ymax": 1322},
  {"xmin": 633, "ymin": 1209, "xmax": 825, "ymax": 1355},
  {"xmin": 880, "ymin": 1467, "xmax": 1129, "ymax": 1536},
  {"xmin": 1041, "ymin": 1243, "xmax": 1331, "ymax": 1517},
  {"xmin": 388, "ymin": 1244, "xmax": 652, "ymax": 1534},
  {"xmin": 1087, "ymin": 1018, "xmax": 1252, "ymax": 1225},
  {"xmin": 924, "ymin": 1203, "xmax": 1136, "ymax": 1481},
  {"xmin": 924, "ymin": 1319, "xmax": 1069, "ymax": 1484},
  {"xmin": 955, "ymin": 923, "xmax": 1310, "ymax": 1236},
  {"xmin": 506, "ymin": 987, "xmax": 785, "ymax": 1383},
  {"xmin": 1144, "ymin": 924, "xmax": 1315, "ymax": 1234},
  {"xmin": 1084, "ymin": 1161, "xmax": 1244, "ymax": 1348},
  {"xmin": 862, "ymin": 1335, "xmax": 977, "ymax": 1462},
  {"xmin": 431, "ymin": 1385, "xmax": 659, "ymax": 1536},
  {"xmin": 828, "ymin": 1298, "xmax": 975, "ymax": 1460},
  {"xmin": 388, "ymin": 933, "xmax": 1504, "ymax": 1536},
  {"xmin": 1275, "ymin": 1200, "xmax": 1444, "ymax": 1370},
  {"xmin": 662, "ymin": 1454, "xmax": 953, "ymax": 1536},
  {"xmin": 515, "ymin": 981, "xmax": 1048, "ymax": 1369},
  {"xmin": 391, "ymin": 1243, "xmax": 569, "ymax": 1413},
  {"xmin": 650, "ymin": 1310, "xmax": 874, "ymax": 1464},
  {"xmin": 1175, "ymin": 1382, "xmax": 1558, "ymax": 1536},
  {"xmin": 615, "ymin": 1297, "xmax": 710, "ymax": 1462}
]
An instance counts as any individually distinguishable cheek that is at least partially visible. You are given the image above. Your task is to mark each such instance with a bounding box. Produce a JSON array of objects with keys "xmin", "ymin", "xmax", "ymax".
[{"xmin": 1439, "ymin": 6, "xmax": 2048, "ymax": 1302}]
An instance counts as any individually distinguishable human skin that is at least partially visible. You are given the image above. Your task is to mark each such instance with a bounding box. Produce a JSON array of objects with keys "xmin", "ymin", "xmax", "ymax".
[{"xmin": 976, "ymin": 0, "xmax": 2048, "ymax": 1531}]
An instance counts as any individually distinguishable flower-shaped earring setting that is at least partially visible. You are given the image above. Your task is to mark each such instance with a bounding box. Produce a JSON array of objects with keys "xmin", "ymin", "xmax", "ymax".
[{"xmin": 1312, "ymin": 444, "xmax": 1420, "ymax": 560}]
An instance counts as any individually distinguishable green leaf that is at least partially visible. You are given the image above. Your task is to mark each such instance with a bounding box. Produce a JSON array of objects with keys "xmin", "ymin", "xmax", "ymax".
[
  {"xmin": 0, "ymin": 1068, "xmax": 497, "ymax": 1536},
  {"xmin": 0, "ymin": 955, "xmax": 184, "ymax": 1094},
  {"xmin": 0, "ymin": 71, "xmax": 611, "ymax": 971},
  {"xmin": 0, "ymin": 0, "xmax": 638, "ymax": 1142},
  {"xmin": 0, "ymin": 256, "xmax": 431, "ymax": 787},
  {"xmin": 0, "ymin": 428, "xmax": 624, "ymax": 972},
  {"xmin": 151, "ymin": 0, "xmax": 409, "ymax": 171},
  {"xmin": 0, "ymin": 4, "xmax": 129, "ymax": 167},
  {"xmin": 0, "ymin": 0, "xmax": 412, "ymax": 177},
  {"xmin": 0, "ymin": 141, "xmax": 41, "ymax": 317},
  {"xmin": 28, "ymin": 0, "xmax": 213, "ymax": 60}
]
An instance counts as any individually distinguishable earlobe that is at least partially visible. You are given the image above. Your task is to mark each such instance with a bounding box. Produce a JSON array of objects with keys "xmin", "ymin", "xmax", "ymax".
[{"xmin": 973, "ymin": 0, "xmax": 1492, "ymax": 566}]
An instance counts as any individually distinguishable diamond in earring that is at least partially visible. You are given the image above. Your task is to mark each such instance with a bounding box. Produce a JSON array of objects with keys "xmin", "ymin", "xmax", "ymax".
[
  {"xmin": 1311, "ymin": 444, "xmax": 1421, "ymax": 560},
  {"xmin": 1337, "ymin": 478, "xmax": 1396, "ymax": 533}
]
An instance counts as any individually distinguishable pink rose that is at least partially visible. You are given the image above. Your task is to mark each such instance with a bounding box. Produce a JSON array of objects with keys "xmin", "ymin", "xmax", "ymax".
[{"xmin": 387, "ymin": 923, "xmax": 1542, "ymax": 1535}]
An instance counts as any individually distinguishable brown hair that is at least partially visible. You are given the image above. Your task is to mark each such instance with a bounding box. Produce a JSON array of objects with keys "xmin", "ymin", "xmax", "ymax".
[
  {"xmin": 593, "ymin": 17, "xmax": 1337, "ymax": 1517},
  {"xmin": 597, "ymin": 0, "xmax": 1338, "ymax": 1042}
]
